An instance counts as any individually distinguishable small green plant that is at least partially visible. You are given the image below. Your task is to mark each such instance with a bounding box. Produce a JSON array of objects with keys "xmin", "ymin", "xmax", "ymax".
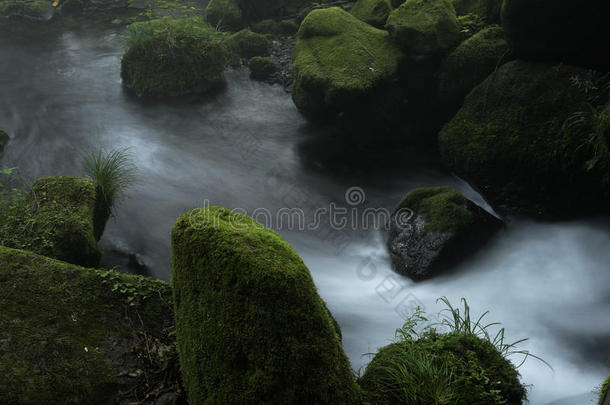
[
  {"xmin": 82, "ymin": 148, "xmax": 137, "ymax": 211},
  {"xmin": 457, "ymin": 13, "xmax": 487, "ymax": 38}
]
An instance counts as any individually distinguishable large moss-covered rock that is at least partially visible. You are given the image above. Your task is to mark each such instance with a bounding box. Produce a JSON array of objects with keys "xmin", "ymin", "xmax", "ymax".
[
  {"xmin": 452, "ymin": 0, "xmax": 501, "ymax": 22},
  {"xmin": 439, "ymin": 60, "xmax": 610, "ymax": 217},
  {"xmin": 205, "ymin": 0, "xmax": 244, "ymax": 31},
  {"xmin": 0, "ymin": 130, "xmax": 8, "ymax": 152},
  {"xmin": 292, "ymin": 7, "xmax": 403, "ymax": 129},
  {"xmin": 171, "ymin": 206, "xmax": 361, "ymax": 405},
  {"xmin": 0, "ymin": 0, "xmax": 55, "ymax": 19},
  {"xmin": 0, "ymin": 176, "xmax": 106, "ymax": 267},
  {"xmin": 359, "ymin": 331, "xmax": 526, "ymax": 404},
  {"xmin": 121, "ymin": 18, "xmax": 228, "ymax": 97},
  {"xmin": 437, "ymin": 25, "xmax": 511, "ymax": 105},
  {"xmin": 385, "ymin": 0, "xmax": 460, "ymax": 57},
  {"xmin": 387, "ymin": 187, "xmax": 502, "ymax": 280},
  {"xmin": 501, "ymin": 0, "xmax": 609, "ymax": 70},
  {"xmin": 350, "ymin": 0, "xmax": 392, "ymax": 28},
  {"xmin": 0, "ymin": 246, "xmax": 177, "ymax": 405}
]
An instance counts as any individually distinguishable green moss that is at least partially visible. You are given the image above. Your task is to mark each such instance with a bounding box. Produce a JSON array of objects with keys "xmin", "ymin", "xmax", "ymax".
[
  {"xmin": 439, "ymin": 60, "xmax": 610, "ymax": 216},
  {"xmin": 250, "ymin": 18, "xmax": 278, "ymax": 34},
  {"xmin": 385, "ymin": 0, "xmax": 460, "ymax": 56},
  {"xmin": 600, "ymin": 375, "xmax": 610, "ymax": 405},
  {"xmin": 0, "ymin": 246, "xmax": 175, "ymax": 405},
  {"xmin": 360, "ymin": 332, "xmax": 525, "ymax": 404},
  {"xmin": 292, "ymin": 7, "xmax": 403, "ymax": 120},
  {"xmin": 395, "ymin": 186, "xmax": 474, "ymax": 234},
  {"xmin": 452, "ymin": 0, "xmax": 501, "ymax": 22},
  {"xmin": 225, "ymin": 28, "xmax": 271, "ymax": 59},
  {"xmin": 277, "ymin": 18, "xmax": 299, "ymax": 34},
  {"xmin": 236, "ymin": 0, "xmax": 312, "ymax": 23},
  {"xmin": 170, "ymin": 206, "xmax": 361, "ymax": 404},
  {"xmin": 0, "ymin": 176, "xmax": 104, "ymax": 267},
  {"xmin": 205, "ymin": 0, "xmax": 243, "ymax": 31},
  {"xmin": 248, "ymin": 56, "xmax": 278, "ymax": 80},
  {"xmin": 437, "ymin": 25, "xmax": 510, "ymax": 104},
  {"xmin": 0, "ymin": 130, "xmax": 8, "ymax": 152},
  {"xmin": 121, "ymin": 17, "xmax": 228, "ymax": 97},
  {"xmin": 350, "ymin": 0, "xmax": 393, "ymax": 28}
]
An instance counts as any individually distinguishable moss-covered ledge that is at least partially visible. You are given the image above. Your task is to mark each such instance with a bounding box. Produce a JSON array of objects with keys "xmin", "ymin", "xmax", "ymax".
[
  {"xmin": 0, "ymin": 246, "xmax": 178, "ymax": 405},
  {"xmin": 0, "ymin": 176, "xmax": 107, "ymax": 267}
]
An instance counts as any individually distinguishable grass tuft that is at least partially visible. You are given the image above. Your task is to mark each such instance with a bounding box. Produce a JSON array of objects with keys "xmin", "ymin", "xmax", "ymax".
[{"xmin": 83, "ymin": 148, "xmax": 137, "ymax": 211}]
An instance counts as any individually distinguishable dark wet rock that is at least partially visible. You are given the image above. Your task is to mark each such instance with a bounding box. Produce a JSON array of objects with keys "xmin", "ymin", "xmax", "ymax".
[{"xmin": 387, "ymin": 187, "xmax": 502, "ymax": 280}]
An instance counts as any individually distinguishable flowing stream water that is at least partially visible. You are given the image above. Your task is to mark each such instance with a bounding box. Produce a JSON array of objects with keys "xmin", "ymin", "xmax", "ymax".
[{"xmin": 1, "ymin": 19, "xmax": 609, "ymax": 404}]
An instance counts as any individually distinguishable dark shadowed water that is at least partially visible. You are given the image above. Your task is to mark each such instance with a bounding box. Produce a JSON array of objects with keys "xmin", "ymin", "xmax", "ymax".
[{"xmin": 1, "ymin": 18, "xmax": 608, "ymax": 404}]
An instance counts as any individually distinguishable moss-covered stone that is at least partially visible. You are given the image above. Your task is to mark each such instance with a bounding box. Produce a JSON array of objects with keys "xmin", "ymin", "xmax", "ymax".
[
  {"xmin": 359, "ymin": 331, "xmax": 526, "ymax": 404},
  {"xmin": 350, "ymin": 0, "xmax": 392, "ymax": 28},
  {"xmin": 385, "ymin": 0, "xmax": 460, "ymax": 57},
  {"xmin": 170, "ymin": 206, "xmax": 361, "ymax": 404},
  {"xmin": 452, "ymin": 0, "xmax": 501, "ymax": 22},
  {"xmin": 248, "ymin": 56, "xmax": 278, "ymax": 80},
  {"xmin": 205, "ymin": 0, "xmax": 243, "ymax": 31},
  {"xmin": 60, "ymin": 0, "xmax": 84, "ymax": 14},
  {"xmin": 121, "ymin": 18, "xmax": 228, "ymax": 97},
  {"xmin": 277, "ymin": 18, "xmax": 299, "ymax": 34},
  {"xmin": 439, "ymin": 60, "xmax": 610, "ymax": 217},
  {"xmin": 501, "ymin": 0, "xmax": 609, "ymax": 71},
  {"xmin": 0, "ymin": 0, "xmax": 55, "ymax": 20},
  {"xmin": 0, "ymin": 246, "xmax": 176, "ymax": 405},
  {"xmin": 292, "ymin": 7, "xmax": 404, "ymax": 128},
  {"xmin": 250, "ymin": 18, "xmax": 278, "ymax": 33},
  {"xmin": 0, "ymin": 130, "xmax": 8, "ymax": 152},
  {"xmin": 388, "ymin": 186, "xmax": 502, "ymax": 279},
  {"xmin": 0, "ymin": 176, "xmax": 107, "ymax": 267},
  {"xmin": 437, "ymin": 25, "xmax": 511, "ymax": 105},
  {"xmin": 226, "ymin": 28, "xmax": 271, "ymax": 59}
]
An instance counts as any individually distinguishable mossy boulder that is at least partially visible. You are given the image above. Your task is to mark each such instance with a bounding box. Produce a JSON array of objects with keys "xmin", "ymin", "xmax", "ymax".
[
  {"xmin": 385, "ymin": 0, "xmax": 460, "ymax": 58},
  {"xmin": 120, "ymin": 18, "xmax": 228, "ymax": 98},
  {"xmin": 0, "ymin": 0, "xmax": 55, "ymax": 19},
  {"xmin": 452, "ymin": 0, "xmax": 501, "ymax": 22},
  {"xmin": 226, "ymin": 28, "xmax": 271, "ymax": 59},
  {"xmin": 292, "ymin": 7, "xmax": 404, "ymax": 130},
  {"xmin": 170, "ymin": 206, "xmax": 361, "ymax": 404},
  {"xmin": 205, "ymin": 0, "xmax": 244, "ymax": 31},
  {"xmin": 387, "ymin": 186, "xmax": 502, "ymax": 280},
  {"xmin": 248, "ymin": 56, "xmax": 278, "ymax": 80},
  {"xmin": 0, "ymin": 130, "xmax": 8, "ymax": 152},
  {"xmin": 501, "ymin": 0, "xmax": 609, "ymax": 71},
  {"xmin": 0, "ymin": 246, "xmax": 177, "ymax": 405},
  {"xmin": 437, "ymin": 25, "xmax": 511, "ymax": 106},
  {"xmin": 439, "ymin": 60, "xmax": 610, "ymax": 217},
  {"xmin": 359, "ymin": 331, "xmax": 526, "ymax": 404},
  {"xmin": 0, "ymin": 176, "xmax": 107, "ymax": 267},
  {"xmin": 350, "ymin": 0, "xmax": 392, "ymax": 28}
]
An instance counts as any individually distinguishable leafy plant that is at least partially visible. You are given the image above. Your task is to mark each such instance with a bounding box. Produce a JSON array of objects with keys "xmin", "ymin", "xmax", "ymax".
[
  {"xmin": 457, "ymin": 13, "xmax": 487, "ymax": 38},
  {"xmin": 83, "ymin": 148, "xmax": 137, "ymax": 211}
]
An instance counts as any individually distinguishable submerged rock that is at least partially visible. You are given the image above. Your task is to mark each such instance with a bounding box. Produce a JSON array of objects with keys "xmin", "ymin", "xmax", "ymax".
[
  {"xmin": 121, "ymin": 18, "xmax": 228, "ymax": 98},
  {"xmin": 292, "ymin": 7, "xmax": 403, "ymax": 132},
  {"xmin": 385, "ymin": 0, "xmax": 460, "ymax": 58},
  {"xmin": 350, "ymin": 0, "xmax": 393, "ymax": 28},
  {"xmin": 501, "ymin": 0, "xmax": 609, "ymax": 70},
  {"xmin": 0, "ymin": 176, "xmax": 107, "ymax": 267},
  {"xmin": 437, "ymin": 25, "xmax": 511, "ymax": 106},
  {"xmin": 0, "ymin": 0, "xmax": 55, "ymax": 20},
  {"xmin": 0, "ymin": 246, "xmax": 178, "ymax": 404},
  {"xmin": 171, "ymin": 205, "xmax": 361, "ymax": 404},
  {"xmin": 387, "ymin": 187, "xmax": 502, "ymax": 280},
  {"xmin": 439, "ymin": 60, "xmax": 610, "ymax": 217}
]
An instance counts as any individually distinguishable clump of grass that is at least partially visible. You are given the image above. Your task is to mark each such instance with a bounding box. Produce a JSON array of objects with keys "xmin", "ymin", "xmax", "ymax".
[{"xmin": 83, "ymin": 148, "xmax": 137, "ymax": 211}]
